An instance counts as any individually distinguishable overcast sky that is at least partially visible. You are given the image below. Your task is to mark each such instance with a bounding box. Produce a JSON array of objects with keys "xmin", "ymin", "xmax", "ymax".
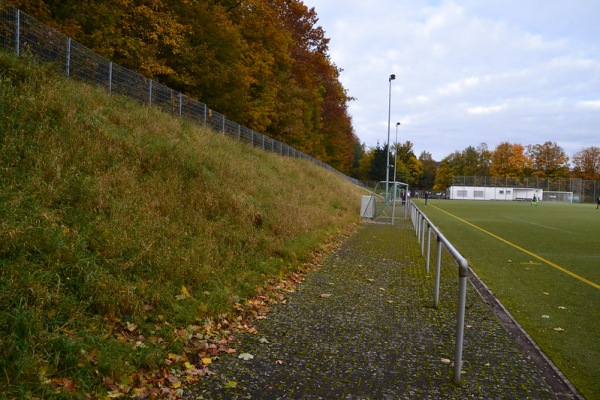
[{"xmin": 301, "ymin": 0, "xmax": 600, "ymax": 161}]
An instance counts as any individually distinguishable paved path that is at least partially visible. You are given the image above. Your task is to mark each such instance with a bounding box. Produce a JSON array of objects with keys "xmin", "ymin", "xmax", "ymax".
[{"xmin": 186, "ymin": 221, "xmax": 579, "ymax": 399}]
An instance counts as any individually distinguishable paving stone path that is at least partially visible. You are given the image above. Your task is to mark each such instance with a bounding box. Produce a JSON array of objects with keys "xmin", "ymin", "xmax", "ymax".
[{"xmin": 186, "ymin": 221, "xmax": 578, "ymax": 399}]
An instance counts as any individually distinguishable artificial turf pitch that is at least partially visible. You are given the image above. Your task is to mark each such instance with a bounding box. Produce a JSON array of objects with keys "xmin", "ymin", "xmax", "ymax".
[{"xmin": 416, "ymin": 199, "xmax": 600, "ymax": 400}]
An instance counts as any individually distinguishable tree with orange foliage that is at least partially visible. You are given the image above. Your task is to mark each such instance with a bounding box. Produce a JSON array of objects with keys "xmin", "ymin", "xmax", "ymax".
[
  {"xmin": 571, "ymin": 146, "xmax": 600, "ymax": 180},
  {"xmin": 489, "ymin": 142, "xmax": 533, "ymax": 177},
  {"xmin": 526, "ymin": 141, "xmax": 570, "ymax": 178}
]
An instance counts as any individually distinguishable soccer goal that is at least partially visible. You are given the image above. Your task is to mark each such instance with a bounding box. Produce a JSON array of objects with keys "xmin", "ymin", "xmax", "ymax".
[{"xmin": 542, "ymin": 191, "xmax": 574, "ymax": 203}]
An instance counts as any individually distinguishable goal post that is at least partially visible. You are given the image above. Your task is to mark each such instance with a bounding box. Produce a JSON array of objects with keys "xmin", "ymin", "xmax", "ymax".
[{"xmin": 542, "ymin": 191, "xmax": 574, "ymax": 203}]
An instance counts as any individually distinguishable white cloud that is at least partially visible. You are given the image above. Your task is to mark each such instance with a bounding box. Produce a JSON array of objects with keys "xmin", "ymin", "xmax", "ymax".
[
  {"xmin": 577, "ymin": 101, "xmax": 600, "ymax": 110},
  {"xmin": 302, "ymin": 0, "xmax": 600, "ymax": 161},
  {"xmin": 467, "ymin": 104, "xmax": 507, "ymax": 115}
]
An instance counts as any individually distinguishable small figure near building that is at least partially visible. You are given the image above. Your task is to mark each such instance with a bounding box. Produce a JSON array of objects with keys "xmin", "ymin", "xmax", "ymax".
[{"xmin": 531, "ymin": 194, "xmax": 538, "ymax": 206}]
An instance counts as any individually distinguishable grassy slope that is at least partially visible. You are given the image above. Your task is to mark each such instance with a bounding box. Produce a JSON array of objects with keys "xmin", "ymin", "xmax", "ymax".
[
  {"xmin": 0, "ymin": 53, "xmax": 365, "ymax": 397},
  {"xmin": 416, "ymin": 199, "xmax": 600, "ymax": 399}
]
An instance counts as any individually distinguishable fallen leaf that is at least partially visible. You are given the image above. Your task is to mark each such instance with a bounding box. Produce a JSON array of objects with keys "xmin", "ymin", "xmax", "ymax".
[
  {"xmin": 553, "ymin": 327, "xmax": 565, "ymax": 332},
  {"xmin": 541, "ymin": 315, "xmax": 550, "ymax": 318},
  {"xmin": 259, "ymin": 338, "xmax": 270, "ymax": 344},
  {"xmin": 224, "ymin": 381, "xmax": 238, "ymax": 389},
  {"xmin": 320, "ymin": 293, "xmax": 332, "ymax": 298},
  {"xmin": 558, "ymin": 306, "xmax": 567, "ymax": 310},
  {"xmin": 176, "ymin": 286, "xmax": 191, "ymax": 301},
  {"xmin": 201, "ymin": 358, "xmax": 212, "ymax": 365},
  {"xmin": 238, "ymin": 353, "xmax": 254, "ymax": 360},
  {"xmin": 440, "ymin": 358, "xmax": 451, "ymax": 364},
  {"xmin": 276, "ymin": 360, "xmax": 284, "ymax": 365}
]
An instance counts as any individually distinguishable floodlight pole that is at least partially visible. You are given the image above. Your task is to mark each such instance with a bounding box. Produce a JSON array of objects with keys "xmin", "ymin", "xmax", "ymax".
[
  {"xmin": 394, "ymin": 122, "xmax": 400, "ymax": 183},
  {"xmin": 385, "ymin": 74, "xmax": 395, "ymax": 200}
]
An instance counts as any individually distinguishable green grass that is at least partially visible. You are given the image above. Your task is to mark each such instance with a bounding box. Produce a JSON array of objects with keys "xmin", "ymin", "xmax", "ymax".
[
  {"xmin": 416, "ymin": 199, "xmax": 600, "ymax": 400},
  {"xmin": 0, "ymin": 52, "xmax": 365, "ymax": 398}
]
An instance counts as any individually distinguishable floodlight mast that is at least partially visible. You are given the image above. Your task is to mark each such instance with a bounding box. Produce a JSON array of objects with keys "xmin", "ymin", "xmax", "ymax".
[
  {"xmin": 385, "ymin": 74, "xmax": 396, "ymax": 199},
  {"xmin": 394, "ymin": 122, "xmax": 400, "ymax": 183}
]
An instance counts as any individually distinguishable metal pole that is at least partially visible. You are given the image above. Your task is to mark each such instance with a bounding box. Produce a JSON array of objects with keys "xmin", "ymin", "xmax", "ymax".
[
  {"xmin": 108, "ymin": 62, "xmax": 113, "ymax": 94},
  {"xmin": 148, "ymin": 79, "xmax": 153, "ymax": 106},
  {"xmin": 394, "ymin": 122, "xmax": 400, "ymax": 184},
  {"xmin": 66, "ymin": 37, "xmax": 71, "ymax": 77},
  {"xmin": 385, "ymin": 74, "xmax": 395, "ymax": 199},
  {"xmin": 178, "ymin": 93, "xmax": 182, "ymax": 116},
  {"xmin": 434, "ymin": 238, "xmax": 442, "ymax": 308},
  {"xmin": 453, "ymin": 275, "xmax": 468, "ymax": 384},
  {"xmin": 15, "ymin": 9, "xmax": 20, "ymax": 57},
  {"xmin": 426, "ymin": 226, "xmax": 431, "ymax": 275},
  {"xmin": 391, "ymin": 182, "xmax": 397, "ymax": 225},
  {"xmin": 421, "ymin": 218, "xmax": 426, "ymax": 256}
]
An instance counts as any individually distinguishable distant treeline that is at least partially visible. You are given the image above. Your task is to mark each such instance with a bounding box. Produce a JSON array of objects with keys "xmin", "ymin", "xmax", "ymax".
[{"xmin": 10, "ymin": 0, "xmax": 359, "ymax": 174}]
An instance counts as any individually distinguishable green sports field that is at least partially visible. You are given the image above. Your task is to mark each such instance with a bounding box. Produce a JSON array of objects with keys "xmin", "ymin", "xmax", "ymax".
[{"xmin": 415, "ymin": 199, "xmax": 600, "ymax": 400}]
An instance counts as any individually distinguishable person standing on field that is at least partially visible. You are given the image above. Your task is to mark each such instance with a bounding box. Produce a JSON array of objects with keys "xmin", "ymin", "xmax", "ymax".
[{"xmin": 596, "ymin": 196, "xmax": 600, "ymax": 209}]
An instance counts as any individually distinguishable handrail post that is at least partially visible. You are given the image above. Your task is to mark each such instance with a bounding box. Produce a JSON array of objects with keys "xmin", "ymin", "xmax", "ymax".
[
  {"xmin": 426, "ymin": 225, "xmax": 431, "ymax": 275},
  {"xmin": 420, "ymin": 219, "xmax": 426, "ymax": 256},
  {"xmin": 454, "ymin": 270, "xmax": 468, "ymax": 384},
  {"xmin": 434, "ymin": 237, "xmax": 442, "ymax": 308}
]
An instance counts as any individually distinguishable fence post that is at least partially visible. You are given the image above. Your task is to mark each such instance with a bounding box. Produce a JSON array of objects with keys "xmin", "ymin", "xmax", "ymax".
[
  {"xmin": 148, "ymin": 79, "xmax": 153, "ymax": 106},
  {"xmin": 14, "ymin": 9, "xmax": 20, "ymax": 57},
  {"xmin": 178, "ymin": 93, "xmax": 182, "ymax": 117},
  {"xmin": 108, "ymin": 62, "xmax": 113, "ymax": 94},
  {"xmin": 66, "ymin": 37, "xmax": 71, "ymax": 77}
]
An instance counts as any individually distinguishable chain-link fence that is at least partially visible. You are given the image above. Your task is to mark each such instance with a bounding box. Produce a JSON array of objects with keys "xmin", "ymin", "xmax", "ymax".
[
  {"xmin": 451, "ymin": 176, "xmax": 599, "ymax": 203},
  {"xmin": 0, "ymin": 2, "xmax": 362, "ymax": 186}
]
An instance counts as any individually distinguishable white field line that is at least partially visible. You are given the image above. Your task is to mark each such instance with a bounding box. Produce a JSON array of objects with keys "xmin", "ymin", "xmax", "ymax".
[{"xmin": 504, "ymin": 217, "xmax": 572, "ymax": 234}]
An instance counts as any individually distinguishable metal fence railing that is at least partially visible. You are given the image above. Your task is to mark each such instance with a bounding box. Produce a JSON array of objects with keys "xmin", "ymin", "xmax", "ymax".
[
  {"xmin": 0, "ymin": 2, "xmax": 362, "ymax": 187},
  {"xmin": 408, "ymin": 200, "xmax": 470, "ymax": 385}
]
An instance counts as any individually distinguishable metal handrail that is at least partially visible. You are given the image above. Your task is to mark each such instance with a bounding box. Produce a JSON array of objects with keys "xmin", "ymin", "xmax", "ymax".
[{"xmin": 408, "ymin": 200, "xmax": 469, "ymax": 385}]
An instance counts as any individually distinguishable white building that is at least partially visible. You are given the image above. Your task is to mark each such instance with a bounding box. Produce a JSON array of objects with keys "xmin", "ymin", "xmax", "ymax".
[{"xmin": 447, "ymin": 186, "xmax": 543, "ymax": 201}]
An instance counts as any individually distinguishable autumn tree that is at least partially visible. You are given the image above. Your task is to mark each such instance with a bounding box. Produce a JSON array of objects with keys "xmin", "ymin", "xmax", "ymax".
[
  {"xmin": 461, "ymin": 144, "xmax": 491, "ymax": 176},
  {"xmin": 526, "ymin": 141, "xmax": 570, "ymax": 178},
  {"xmin": 351, "ymin": 138, "xmax": 366, "ymax": 179},
  {"xmin": 434, "ymin": 151, "xmax": 462, "ymax": 191},
  {"xmin": 14, "ymin": 0, "xmax": 358, "ymax": 174},
  {"xmin": 368, "ymin": 143, "xmax": 389, "ymax": 181},
  {"xmin": 571, "ymin": 146, "xmax": 600, "ymax": 180},
  {"xmin": 489, "ymin": 142, "xmax": 533, "ymax": 177},
  {"xmin": 355, "ymin": 147, "xmax": 375, "ymax": 181},
  {"xmin": 432, "ymin": 144, "xmax": 489, "ymax": 190},
  {"xmin": 392, "ymin": 141, "xmax": 423, "ymax": 186},
  {"xmin": 418, "ymin": 151, "xmax": 437, "ymax": 190}
]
